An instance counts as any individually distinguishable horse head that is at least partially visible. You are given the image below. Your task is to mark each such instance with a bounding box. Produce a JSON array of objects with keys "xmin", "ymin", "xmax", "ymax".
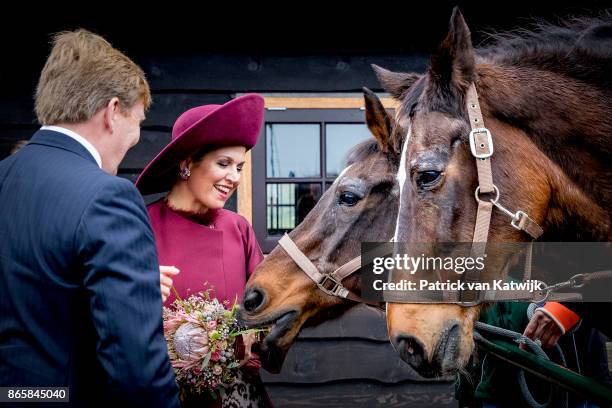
[{"xmin": 238, "ymin": 90, "xmax": 402, "ymax": 372}]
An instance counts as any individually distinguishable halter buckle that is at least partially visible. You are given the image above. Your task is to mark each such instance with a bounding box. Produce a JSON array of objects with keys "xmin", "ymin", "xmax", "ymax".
[
  {"xmin": 458, "ymin": 288, "xmax": 482, "ymax": 306},
  {"xmin": 318, "ymin": 275, "xmax": 348, "ymax": 298},
  {"xmin": 469, "ymin": 128, "xmax": 494, "ymax": 159}
]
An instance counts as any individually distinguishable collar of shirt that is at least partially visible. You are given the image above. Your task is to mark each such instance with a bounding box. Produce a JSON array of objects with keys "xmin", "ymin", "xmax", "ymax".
[{"xmin": 40, "ymin": 125, "xmax": 102, "ymax": 168}]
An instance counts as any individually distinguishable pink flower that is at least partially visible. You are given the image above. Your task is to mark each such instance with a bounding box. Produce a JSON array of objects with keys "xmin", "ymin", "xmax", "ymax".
[
  {"xmin": 163, "ymin": 317, "xmax": 184, "ymax": 334},
  {"xmin": 211, "ymin": 351, "xmax": 221, "ymax": 362},
  {"xmin": 207, "ymin": 320, "xmax": 217, "ymax": 330},
  {"xmin": 213, "ymin": 365, "xmax": 223, "ymax": 375},
  {"xmin": 194, "ymin": 334, "xmax": 209, "ymax": 346}
]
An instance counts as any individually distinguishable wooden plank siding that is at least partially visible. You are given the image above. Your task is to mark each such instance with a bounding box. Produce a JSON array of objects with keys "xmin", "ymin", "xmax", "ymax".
[
  {"xmin": 139, "ymin": 55, "xmax": 427, "ymax": 92},
  {"xmin": 260, "ymin": 305, "xmax": 450, "ymax": 383},
  {"xmin": 0, "ymin": 53, "xmax": 456, "ymax": 406},
  {"xmin": 261, "ymin": 305, "xmax": 454, "ymax": 406},
  {"xmin": 266, "ymin": 381, "xmax": 456, "ymax": 408}
]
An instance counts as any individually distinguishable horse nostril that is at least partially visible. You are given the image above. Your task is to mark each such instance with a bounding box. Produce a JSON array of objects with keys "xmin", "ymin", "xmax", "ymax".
[
  {"xmin": 243, "ymin": 288, "xmax": 265, "ymax": 312},
  {"xmin": 394, "ymin": 334, "xmax": 426, "ymax": 370},
  {"xmin": 440, "ymin": 323, "xmax": 460, "ymax": 362}
]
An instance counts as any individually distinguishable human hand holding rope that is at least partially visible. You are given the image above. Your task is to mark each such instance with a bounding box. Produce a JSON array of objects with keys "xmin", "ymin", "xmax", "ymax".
[{"xmin": 521, "ymin": 310, "xmax": 562, "ymax": 349}]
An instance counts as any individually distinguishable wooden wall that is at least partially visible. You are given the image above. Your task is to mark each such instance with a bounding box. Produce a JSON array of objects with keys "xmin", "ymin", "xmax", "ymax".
[{"xmin": 262, "ymin": 305, "xmax": 454, "ymax": 407}]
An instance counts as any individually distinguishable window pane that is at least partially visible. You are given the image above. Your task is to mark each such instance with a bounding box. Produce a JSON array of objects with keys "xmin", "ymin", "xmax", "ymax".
[
  {"xmin": 266, "ymin": 183, "xmax": 322, "ymax": 235},
  {"xmin": 325, "ymin": 124, "xmax": 371, "ymax": 177},
  {"xmin": 267, "ymin": 124, "xmax": 320, "ymax": 178}
]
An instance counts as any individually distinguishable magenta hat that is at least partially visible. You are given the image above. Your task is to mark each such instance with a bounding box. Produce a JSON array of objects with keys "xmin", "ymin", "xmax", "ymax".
[{"xmin": 136, "ymin": 94, "xmax": 264, "ymax": 195}]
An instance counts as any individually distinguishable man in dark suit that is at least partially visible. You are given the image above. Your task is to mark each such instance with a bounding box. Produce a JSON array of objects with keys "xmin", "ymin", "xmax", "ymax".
[{"xmin": 0, "ymin": 30, "xmax": 180, "ymax": 407}]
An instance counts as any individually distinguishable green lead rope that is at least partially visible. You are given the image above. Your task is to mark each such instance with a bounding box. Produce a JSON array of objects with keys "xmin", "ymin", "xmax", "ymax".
[{"xmin": 474, "ymin": 319, "xmax": 612, "ymax": 407}]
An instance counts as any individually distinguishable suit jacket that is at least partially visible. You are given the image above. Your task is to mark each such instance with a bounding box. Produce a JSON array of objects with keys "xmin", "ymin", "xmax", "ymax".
[{"xmin": 0, "ymin": 130, "xmax": 180, "ymax": 407}]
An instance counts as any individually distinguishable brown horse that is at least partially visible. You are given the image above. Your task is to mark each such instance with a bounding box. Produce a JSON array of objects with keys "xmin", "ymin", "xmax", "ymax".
[
  {"xmin": 238, "ymin": 90, "xmax": 402, "ymax": 370},
  {"xmin": 376, "ymin": 9, "xmax": 612, "ymax": 377}
]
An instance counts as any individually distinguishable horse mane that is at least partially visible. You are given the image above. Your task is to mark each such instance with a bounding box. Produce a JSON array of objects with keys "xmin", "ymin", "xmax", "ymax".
[
  {"xmin": 478, "ymin": 14, "xmax": 612, "ymax": 88},
  {"xmin": 345, "ymin": 139, "xmax": 380, "ymax": 166}
]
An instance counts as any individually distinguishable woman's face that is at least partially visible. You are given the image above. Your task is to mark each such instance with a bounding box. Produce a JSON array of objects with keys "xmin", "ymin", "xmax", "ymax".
[{"xmin": 184, "ymin": 146, "xmax": 247, "ymax": 210}]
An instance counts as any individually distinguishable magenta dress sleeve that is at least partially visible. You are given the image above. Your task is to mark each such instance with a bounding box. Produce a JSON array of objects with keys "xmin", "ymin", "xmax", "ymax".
[{"xmin": 242, "ymin": 222, "xmax": 265, "ymax": 375}]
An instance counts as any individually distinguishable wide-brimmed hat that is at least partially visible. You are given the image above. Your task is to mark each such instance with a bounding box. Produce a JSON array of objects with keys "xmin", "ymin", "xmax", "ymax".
[{"xmin": 136, "ymin": 94, "xmax": 264, "ymax": 195}]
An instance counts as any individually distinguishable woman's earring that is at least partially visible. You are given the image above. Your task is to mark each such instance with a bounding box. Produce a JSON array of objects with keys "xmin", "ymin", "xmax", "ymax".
[{"xmin": 179, "ymin": 167, "xmax": 191, "ymax": 180}]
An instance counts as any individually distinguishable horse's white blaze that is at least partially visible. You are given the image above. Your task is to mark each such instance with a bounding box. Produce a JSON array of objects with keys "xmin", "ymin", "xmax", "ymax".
[
  {"xmin": 393, "ymin": 126, "xmax": 412, "ymax": 242},
  {"xmin": 334, "ymin": 164, "xmax": 353, "ymax": 185}
]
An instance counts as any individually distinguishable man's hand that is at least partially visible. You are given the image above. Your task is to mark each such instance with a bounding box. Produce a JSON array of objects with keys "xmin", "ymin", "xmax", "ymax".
[
  {"xmin": 159, "ymin": 266, "xmax": 180, "ymax": 302},
  {"xmin": 521, "ymin": 310, "xmax": 562, "ymax": 349},
  {"xmin": 239, "ymin": 331, "xmax": 257, "ymax": 367}
]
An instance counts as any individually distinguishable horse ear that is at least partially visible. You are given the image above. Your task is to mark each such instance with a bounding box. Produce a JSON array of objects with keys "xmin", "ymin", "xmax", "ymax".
[
  {"xmin": 429, "ymin": 7, "xmax": 475, "ymax": 90},
  {"xmin": 363, "ymin": 87, "xmax": 395, "ymax": 154},
  {"xmin": 371, "ymin": 64, "xmax": 420, "ymax": 99}
]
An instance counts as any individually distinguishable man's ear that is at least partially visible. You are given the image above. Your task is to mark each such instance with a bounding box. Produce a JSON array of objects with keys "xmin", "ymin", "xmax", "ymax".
[{"xmin": 103, "ymin": 97, "xmax": 121, "ymax": 133}]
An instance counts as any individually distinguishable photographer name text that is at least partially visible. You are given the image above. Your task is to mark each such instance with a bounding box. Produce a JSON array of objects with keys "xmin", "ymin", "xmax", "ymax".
[{"xmin": 372, "ymin": 279, "xmax": 545, "ymax": 292}]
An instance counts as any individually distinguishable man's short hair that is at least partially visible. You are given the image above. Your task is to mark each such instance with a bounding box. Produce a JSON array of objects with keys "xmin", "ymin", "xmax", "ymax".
[{"xmin": 35, "ymin": 29, "xmax": 151, "ymax": 125}]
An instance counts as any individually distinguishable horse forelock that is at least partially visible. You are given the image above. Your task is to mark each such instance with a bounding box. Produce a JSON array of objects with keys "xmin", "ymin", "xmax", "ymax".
[{"xmin": 345, "ymin": 139, "xmax": 380, "ymax": 166}]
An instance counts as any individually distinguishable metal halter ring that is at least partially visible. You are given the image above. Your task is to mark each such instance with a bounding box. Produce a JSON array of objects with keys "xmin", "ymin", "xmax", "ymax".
[
  {"xmin": 475, "ymin": 185, "xmax": 528, "ymax": 230},
  {"xmin": 532, "ymin": 288, "xmax": 551, "ymax": 303},
  {"xmin": 317, "ymin": 275, "xmax": 343, "ymax": 297},
  {"xmin": 474, "ymin": 184, "xmax": 500, "ymax": 204},
  {"xmin": 568, "ymin": 273, "xmax": 588, "ymax": 289},
  {"xmin": 510, "ymin": 211, "xmax": 527, "ymax": 231}
]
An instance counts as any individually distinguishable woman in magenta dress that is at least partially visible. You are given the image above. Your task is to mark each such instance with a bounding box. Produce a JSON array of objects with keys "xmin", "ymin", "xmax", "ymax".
[{"xmin": 136, "ymin": 94, "xmax": 271, "ymax": 407}]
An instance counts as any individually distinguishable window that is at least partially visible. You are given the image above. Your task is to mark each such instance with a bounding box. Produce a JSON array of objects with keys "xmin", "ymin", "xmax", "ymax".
[{"xmin": 252, "ymin": 108, "xmax": 373, "ymax": 252}]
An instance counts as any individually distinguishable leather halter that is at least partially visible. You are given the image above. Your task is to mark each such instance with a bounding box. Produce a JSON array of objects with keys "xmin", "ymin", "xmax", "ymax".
[
  {"xmin": 277, "ymin": 234, "xmax": 378, "ymax": 305},
  {"xmin": 461, "ymin": 83, "xmax": 543, "ymax": 304},
  {"xmin": 466, "ymin": 82, "xmax": 544, "ymax": 246}
]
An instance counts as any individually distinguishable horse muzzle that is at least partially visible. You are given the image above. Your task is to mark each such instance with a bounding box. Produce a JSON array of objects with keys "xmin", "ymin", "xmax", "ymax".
[{"xmin": 391, "ymin": 322, "xmax": 461, "ymax": 378}]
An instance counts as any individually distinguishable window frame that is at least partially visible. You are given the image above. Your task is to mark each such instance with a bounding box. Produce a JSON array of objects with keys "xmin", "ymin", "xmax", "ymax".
[{"xmin": 252, "ymin": 108, "xmax": 369, "ymax": 253}]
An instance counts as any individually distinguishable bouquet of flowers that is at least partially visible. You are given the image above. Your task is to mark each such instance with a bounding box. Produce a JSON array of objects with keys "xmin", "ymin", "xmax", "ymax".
[{"xmin": 163, "ymin": 288, "xmax": 244, "ymax": 400}]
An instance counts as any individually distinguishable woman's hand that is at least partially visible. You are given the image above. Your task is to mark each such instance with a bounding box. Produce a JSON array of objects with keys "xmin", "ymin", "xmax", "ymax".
[
  {"xmin": 239, "ymin": 331, "xmax": 257, "ymax": 367},
  {"xmin": 159, "ymin": 265, "xmax": 180, "ymax": 302}
]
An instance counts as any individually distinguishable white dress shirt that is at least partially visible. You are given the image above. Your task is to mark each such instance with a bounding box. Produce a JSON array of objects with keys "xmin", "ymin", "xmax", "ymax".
[{"xmin": 41, "ymin": 125, "xmax": 102, "ymax": 168}]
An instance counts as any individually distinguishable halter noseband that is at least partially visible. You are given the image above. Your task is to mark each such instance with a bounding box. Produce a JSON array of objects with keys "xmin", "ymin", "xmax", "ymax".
[{"xmin": 277, "ymin": 234, "xmax": 379, "ymax": 305}]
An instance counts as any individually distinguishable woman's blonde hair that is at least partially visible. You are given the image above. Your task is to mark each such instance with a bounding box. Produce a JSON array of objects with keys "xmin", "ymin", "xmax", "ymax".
[{"xmin": 35, "ymin": 29, "xmax": 151, "ymax": 125}]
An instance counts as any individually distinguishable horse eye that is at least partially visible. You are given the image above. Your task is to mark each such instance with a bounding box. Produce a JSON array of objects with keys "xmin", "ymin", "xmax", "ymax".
[
  {"xmin": 415, "ymin": 170, "xmax": 442, "ymax": 189},
  {"xmin": 339, "ymin": 191, "xmax": 361, "ymax": 206}
]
